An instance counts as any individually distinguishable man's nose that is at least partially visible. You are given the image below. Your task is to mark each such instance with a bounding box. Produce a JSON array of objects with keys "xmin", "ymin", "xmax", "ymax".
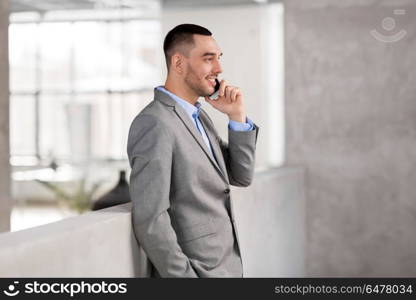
[{"xmin": 213, "ymin": 60, "xmax": 223, "ymax": 74}]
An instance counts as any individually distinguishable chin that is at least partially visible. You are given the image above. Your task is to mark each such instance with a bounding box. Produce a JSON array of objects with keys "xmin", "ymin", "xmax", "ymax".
[
  {"xmin": 204, "ymin": 91, "xmax": 213, "ymax": 97},
  {"xmin": 198, "ymin": 87, "xmax": 213, "ymax": 97}
]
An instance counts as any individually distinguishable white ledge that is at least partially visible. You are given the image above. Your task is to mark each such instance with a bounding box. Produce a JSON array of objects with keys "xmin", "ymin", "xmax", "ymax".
[{"xmin": 0, "ymin": 167, "xmax": 305, "ymax": 277}]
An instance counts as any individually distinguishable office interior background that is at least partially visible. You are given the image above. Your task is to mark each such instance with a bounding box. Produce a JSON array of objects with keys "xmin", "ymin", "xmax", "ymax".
[{"xmin": 0, "ymin": 0, "xmax": 415, "ymax": 277}]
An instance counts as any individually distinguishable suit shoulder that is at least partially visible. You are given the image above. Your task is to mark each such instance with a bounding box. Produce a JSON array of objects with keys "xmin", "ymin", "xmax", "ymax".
[
  {"xmin": 129, "ymin": 100, "xmax": 172, "ymax": 132},
  {"xmin": 127, "ymin": 101, "xmax": 174, "ymax": 161}
]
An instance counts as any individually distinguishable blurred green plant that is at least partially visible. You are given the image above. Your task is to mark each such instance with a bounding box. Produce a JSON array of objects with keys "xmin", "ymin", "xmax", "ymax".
[{"xmin": 36, "ymin": 178, "xmax": 101, "ymax": 213}]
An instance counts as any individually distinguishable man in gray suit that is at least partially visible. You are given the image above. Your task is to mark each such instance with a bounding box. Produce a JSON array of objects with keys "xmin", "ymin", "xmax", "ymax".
[{"xmin": 127, "ymin": 24, "xmax": 259, "ymax": 277}]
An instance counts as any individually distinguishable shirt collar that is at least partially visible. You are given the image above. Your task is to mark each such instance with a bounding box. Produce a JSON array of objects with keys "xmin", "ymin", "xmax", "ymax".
[{"xmin": 156, "ymin": 86, "xmax": 202, "ymax": 119}]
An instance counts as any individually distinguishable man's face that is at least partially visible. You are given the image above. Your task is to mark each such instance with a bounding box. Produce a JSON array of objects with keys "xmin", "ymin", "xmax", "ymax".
[{"xmin": 182, "ymin": 34, "xmax": 223, "ymax": 97}]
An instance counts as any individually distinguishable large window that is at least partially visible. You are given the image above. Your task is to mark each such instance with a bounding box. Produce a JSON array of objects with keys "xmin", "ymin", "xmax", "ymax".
[{"xmin": 9, "ymin": 18, "xmax": 161, "ymax": 164}]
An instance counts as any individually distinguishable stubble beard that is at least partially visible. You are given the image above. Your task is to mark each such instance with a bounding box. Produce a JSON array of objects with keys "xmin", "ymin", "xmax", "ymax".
[{"xmin": 184, "ymin": 65, "xmax": 212, "ymax": 97}]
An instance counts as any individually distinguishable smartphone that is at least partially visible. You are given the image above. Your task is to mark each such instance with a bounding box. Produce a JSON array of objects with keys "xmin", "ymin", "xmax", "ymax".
[{"xmin": 209, "ymin": 78, "xmax": 221, "ymax": 100}]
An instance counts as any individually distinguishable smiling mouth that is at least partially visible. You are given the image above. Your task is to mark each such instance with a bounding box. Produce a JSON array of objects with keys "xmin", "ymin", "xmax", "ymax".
[{"xmin": 206, "ymin": 77, "xmax": 217, "ymax": 87}]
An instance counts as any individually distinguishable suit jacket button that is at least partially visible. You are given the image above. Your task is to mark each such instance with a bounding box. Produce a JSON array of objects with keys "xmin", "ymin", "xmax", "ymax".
[{"xmin": 224, "ymin": 188, "xmax": 230, "ymax": 194}]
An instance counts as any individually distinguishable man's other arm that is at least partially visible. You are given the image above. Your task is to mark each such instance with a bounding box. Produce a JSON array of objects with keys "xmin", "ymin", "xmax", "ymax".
[{"xmin": 219, "ymin": 119, "xmax": 259, "ymax": 187}]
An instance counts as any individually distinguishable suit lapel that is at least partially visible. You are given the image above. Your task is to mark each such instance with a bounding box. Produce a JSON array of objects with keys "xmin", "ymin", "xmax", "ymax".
[
  {"xmin": 173, "ymin": 106, "xmax": 227, "ymax": 181},
  {"xmin": 198, "ymin": 111, "xmax": 228, "ymax": 180}
]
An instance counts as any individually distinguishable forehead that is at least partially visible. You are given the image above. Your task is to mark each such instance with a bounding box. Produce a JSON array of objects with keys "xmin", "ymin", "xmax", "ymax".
[{"xmin": 190, "ymin": 34, "xmax": 222, "ymax": 56}]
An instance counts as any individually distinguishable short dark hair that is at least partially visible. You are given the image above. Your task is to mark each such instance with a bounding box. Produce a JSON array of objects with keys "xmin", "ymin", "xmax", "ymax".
[{"xmin": 163, "ymin": 24, "xmax": 212, "ymax": 70}]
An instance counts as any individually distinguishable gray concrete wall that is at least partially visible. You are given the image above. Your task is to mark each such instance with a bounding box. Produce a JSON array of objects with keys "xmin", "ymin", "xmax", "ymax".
[
  {"xmin": 0, "ymin": 168, "xmax": 305, "ymax": 277},
  {"xmin": 284, "ymin": 0, "xmax": 416, "ymax": 276},
  {"xmin": 0, "ymin": 0, "xmax": 10, "ymax": 232}
]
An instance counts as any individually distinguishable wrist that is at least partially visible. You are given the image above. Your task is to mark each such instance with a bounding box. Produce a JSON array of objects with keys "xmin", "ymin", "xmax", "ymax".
[{"xmin": 228, "ymin": 113, "xmax": 246, "ymax": 123}]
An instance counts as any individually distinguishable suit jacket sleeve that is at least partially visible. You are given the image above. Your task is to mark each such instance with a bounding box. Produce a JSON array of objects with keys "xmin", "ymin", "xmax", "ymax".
[
  {"xmin": 219, "ymin": 124, "xmax": 259, "ymax": 187},
  {"xmin": 127, "ymin": 114, "xmax": 198, "ymax": 278}
]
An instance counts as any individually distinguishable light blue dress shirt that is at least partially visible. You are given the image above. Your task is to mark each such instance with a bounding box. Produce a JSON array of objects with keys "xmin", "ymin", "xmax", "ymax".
[{"xmin": 156, "ymin": 86, "xmax": 254, "ymax": 157}]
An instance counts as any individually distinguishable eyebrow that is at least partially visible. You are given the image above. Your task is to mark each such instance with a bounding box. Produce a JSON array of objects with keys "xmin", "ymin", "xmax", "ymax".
[{"xmin": 202, "ymin": 52, "xmax": 223, "ymax": 58}]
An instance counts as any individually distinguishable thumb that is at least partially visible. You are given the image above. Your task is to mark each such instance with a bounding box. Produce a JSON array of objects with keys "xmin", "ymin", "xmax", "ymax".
[{"xmin": 204, "ymin": 96, "xmax": 216, "ymax": 106}]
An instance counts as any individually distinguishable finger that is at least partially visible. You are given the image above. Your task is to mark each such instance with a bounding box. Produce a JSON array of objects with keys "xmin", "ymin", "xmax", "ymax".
[
  {"xmin": 231, "ymin": 88, "xmax": 239, "ymax": 102},
  {"xmin": 230, "ymin": 87, "xmax": 238, "ymax": 103},
  {"xmin": 236, "ymin": 90, "xmax": 242, "ymax": 102},
  {"xmin": 219, "ymin": 79, "xmax": 227, "ymax": 97},
  {"xmin": 204, "ymin": 96, "xmax": 217, "ymax": 108},
  {"xmin": 229, "ymin": 88, "xmax": 236, "ymax": 102},
  {"xmin": 225, "ymin": 86, "xmax": 233, "ymax": 103},
  {"xmin": 204, "ymin": 96, "xmax": 214, "ymax": 105}
]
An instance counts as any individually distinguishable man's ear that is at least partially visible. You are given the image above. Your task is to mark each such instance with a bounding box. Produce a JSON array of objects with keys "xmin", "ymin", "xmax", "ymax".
[{"xmin": 171, "ymin": 53, "xmax": 183, "ymax": 74}]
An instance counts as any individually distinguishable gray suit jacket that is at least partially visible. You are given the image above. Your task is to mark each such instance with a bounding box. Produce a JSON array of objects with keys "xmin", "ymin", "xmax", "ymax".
[{"xmin": 127, "ymin": 88, "xmax": 259, "ymax": 277}]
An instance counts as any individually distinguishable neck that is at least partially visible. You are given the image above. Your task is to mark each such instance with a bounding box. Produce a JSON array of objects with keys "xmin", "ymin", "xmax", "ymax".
[{"xmin": 164, "ymin": 77, "xmax": 199, "ymax": 105}]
